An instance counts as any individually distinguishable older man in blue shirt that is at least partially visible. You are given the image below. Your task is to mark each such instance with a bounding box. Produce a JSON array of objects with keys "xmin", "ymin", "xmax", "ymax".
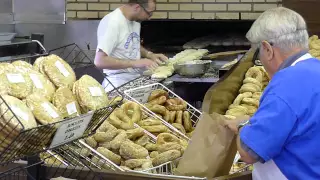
[{"xmin": 225, "ymin": 7, "xmax": 320, "ymax": 180}]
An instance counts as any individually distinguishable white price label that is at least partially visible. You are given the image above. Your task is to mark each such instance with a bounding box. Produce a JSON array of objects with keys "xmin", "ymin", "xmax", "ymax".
[
  {"xmin": 11, "ymin": 105, "xmax": 29, "ymax": 121},
  {"xmin": 55, "ymin": 61, "xmax": 70, "ymax": 77},
  {"xmin": 49, "ymin": 112, "xmax": 94, "ymax": 149},
  {"xmin": 88, "ymin": 87, "xmax": 103, "ymax": 97},
  {"xmin": 66, "ymin": 102, "xmax": 78, "ymax": 115},
  {"xmin": 6, "ymin": 73, "xmax": 25, "ymax": 83},
  {"xmin": 41, "ymin": 103, "xmax": 59, "ymax": 118},
  {"xmin": 29, "ymin": 74, "xmax": 43, "ymax": 89},
  {"xmin": 130, "ymin": 87, "xmax": 153, "ymax": 103}
]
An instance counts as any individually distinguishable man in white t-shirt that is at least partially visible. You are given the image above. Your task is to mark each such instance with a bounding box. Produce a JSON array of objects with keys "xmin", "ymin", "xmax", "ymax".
[{"xmin": 94, "ymin": 0, "xmax": 168, "ymax": 92}]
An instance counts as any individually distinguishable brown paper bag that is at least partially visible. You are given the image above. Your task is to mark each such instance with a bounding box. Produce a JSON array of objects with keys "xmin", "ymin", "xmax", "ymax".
[{"xmin": 174, "ymin": 112, "xmax": 237, "ymax": 178}]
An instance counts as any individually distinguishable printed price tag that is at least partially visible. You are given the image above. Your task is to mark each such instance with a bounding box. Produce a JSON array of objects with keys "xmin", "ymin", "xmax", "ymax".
[
  {"xmin": 11, "ymin": 105, "xmax": 29, "ymax": 121},
  {"xmin": 66, "ymin": 102, "xmax": 78, "ymax": 115},
  {"xmin": 55, "ymin": 61, "xmax": 70, "ymax": 77},
  {"xmin": 130, "ymin": 87, "xmax": 153, "ymax": 103},
  {"xmin": 41, "ymin": 103, "xmax": 59, "ymax": 118},
  {"xmin": 29, "ymin": 74, "xmax": 43, "ymax": 89},
  {"xmin": 49, "ymin": 112, "xmax": 94, "ymax": 149},
  {"xmin": 6, "ymin": 73, "xmax": 25, "ymax": 83},
  {"xmin": 88, "ymin": 87, "xmax": 103, "ymax": 97}
]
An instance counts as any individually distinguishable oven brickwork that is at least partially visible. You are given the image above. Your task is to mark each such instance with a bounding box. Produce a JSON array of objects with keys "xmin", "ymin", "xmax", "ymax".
[{"xmin": 66, "ymin": 0, "xmax": 282, "ymax": 20}]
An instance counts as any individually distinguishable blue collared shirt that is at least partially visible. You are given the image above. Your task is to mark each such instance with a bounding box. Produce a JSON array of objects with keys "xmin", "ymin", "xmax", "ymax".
[{"xmin": 240, "ymin": 53, "xmax": 320, "ymax": 179}]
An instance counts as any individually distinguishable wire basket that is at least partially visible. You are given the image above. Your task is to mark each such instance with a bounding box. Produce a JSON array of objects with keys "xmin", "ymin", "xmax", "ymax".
[
  {"xmin": 0, "ymin": 43, "xmax": 123, "ymax": 164},
  {"xmin": 124, "ymin": 83, "xmax": 202, "ymax": 140},
  {"xmin": 74, "ymin": 108, "xmax": 158, "ymax": 173},
  {"xmin": 136, "ymin": 158, "xmax": 252, "ymax": 180},
  {"xmin": 108, "ymin": 76, "xmax": 162, "ymax": 97},
  {"xmin": 0, "ymin": 140, "xmax": 109, "ymax": 180}
]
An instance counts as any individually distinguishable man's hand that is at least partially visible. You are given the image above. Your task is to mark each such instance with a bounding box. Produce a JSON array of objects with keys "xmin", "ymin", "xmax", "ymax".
[
  {"xmin": 223, "ymin": 115, "xmax": 250, "ymax": 134},
  {"xmin": 148, "ymin": 53, "xmax": 169, "ymax": 65},
  {"xmin": 132, "ymin": 58, "xmax": 158, "ymax": 70}
]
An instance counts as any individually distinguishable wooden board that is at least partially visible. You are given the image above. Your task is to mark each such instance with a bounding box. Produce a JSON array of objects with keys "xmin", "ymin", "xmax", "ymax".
[{"xmin": 204, "ymin": 50, "xmax": 248, "ymax": 59}]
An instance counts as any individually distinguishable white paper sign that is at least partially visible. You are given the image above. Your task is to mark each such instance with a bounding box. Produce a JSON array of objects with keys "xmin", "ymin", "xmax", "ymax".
[
  {"xmin": 41, "ymin": 103, "xmax": 59, "ymax": 118},
  {"xmin": 88, "ymin": 87, "xmax": 103, "ymax": 97},
  {"xmin": 49, "ymin": 112, "xmax": 94, "ymax": 149},
  {"xmin": 29, "ymin": 74, "xmax": 43, "ymax": 89},
  {"xmin": 55, "ymin": 61, "xmax": 70, "ymax": 77},
  {"xmin": 6, "ymin": 73, "xmax": 25, "ymax": 83},
  {"xmin": 11, "ymin": 105, "xmax": 29, "ymax": 121},
  {"xmin": 129, "ymin": 87, "xmax": 153, "ymax": 103},
  {"xmin": 66, "ymin": 102, "xmax": 78, "ymax": 115}
]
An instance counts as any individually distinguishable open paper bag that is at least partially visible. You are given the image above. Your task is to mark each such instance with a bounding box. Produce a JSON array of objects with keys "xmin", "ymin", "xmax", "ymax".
[{"xmin": 174, "ymin": 112, "xmax": 237, "ymax": 178}]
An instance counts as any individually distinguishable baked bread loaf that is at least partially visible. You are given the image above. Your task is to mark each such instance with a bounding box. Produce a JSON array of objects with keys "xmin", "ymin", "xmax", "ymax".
[
  {"xmin": 53, "ymin": 86, "xmax": 81, "ymax": 118},
  {"xmin": 42, "ymin": 54, "xmax": 76, "ymax": 89},
  {"xmin": 73, "ymin": 75, "xmax": 109, "ymax": 112},
  {"xmin": 26, "ymin": 93, "xmax": 63, "ymax": 125}
]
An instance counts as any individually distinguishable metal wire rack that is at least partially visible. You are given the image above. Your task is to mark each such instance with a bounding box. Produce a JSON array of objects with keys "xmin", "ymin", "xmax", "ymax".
[
  {"xmin": 108, "ymin": 76, "xmax": 163, "ymax": 96},
  {"xmin": 0, "ymin": 140, "xmax": 106, "ymax": 180},
  {"xmin": 124, "ymin": 83, "xmax": 202, "ymax": 140},
  {"xmin": 0, "ymin": 42, "xmax": 123, "ymax": 164}
]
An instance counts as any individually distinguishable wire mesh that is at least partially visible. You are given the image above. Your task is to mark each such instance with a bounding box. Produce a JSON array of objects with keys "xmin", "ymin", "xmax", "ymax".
[
  {"xmin": 0, "ymin": 141, "xmax": 106, "ymax": 180},
  {"xmin": 108, "ymin": 76, "xmax": 163, "ymax": 97},
  {"xmin": 0, "ymin": 43, "xmax": 123, "ymax": 164}
]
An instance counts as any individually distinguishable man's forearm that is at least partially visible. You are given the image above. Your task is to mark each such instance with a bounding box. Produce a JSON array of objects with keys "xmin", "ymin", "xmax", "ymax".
[
  {"xmin": 237, "ymin": 131, "xmax": 258, "ymax": 164},
  {"xmin": 141, "ymin": 46, "xmax": 152, "ymax": 58},
  {"xmin": 94, "ymin": 52, "xmax": 134, "ymax": 69}
]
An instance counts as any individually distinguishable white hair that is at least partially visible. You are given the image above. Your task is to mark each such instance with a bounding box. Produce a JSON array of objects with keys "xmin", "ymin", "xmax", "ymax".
[{"xmin": 246, "ymin": 7, "xmax": 309, "ymax": 52}]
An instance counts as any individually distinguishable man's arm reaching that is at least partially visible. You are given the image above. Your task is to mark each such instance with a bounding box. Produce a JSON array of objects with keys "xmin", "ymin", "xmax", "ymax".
[
  {"xmin": 94, "ymin": 49, "xmax": 158, "ymax": 70},
  {"xmin": 141, "ymin": 45, "xmax": 168, "ymax": 63}
]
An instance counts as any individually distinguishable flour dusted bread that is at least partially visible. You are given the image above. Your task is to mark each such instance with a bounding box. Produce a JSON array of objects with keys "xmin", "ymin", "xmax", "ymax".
[
  {"xmin": 42, "ymin": 54, "xmax": 76, "ymax": 89},
  {"xmin": 29, "ymin": 71, "xmax": 56, "ymax": 102},
  {"xmin": 73, "ymin": 75, "xmax": 109, "ymax": 112},
  {"xmin": 0, "ymin": 73, "xmax": 9, "ymax": 95},
  {"xmin": 0, "ymin": 95, "xmax": 37, "ymax": 131},
  {"xmin": 4, "ymin": 66, "xmax": 33, "ymax": 99},
  {"xmin": 26, "ymin": 93, "xmax": 63, "ymax": 125},
  {"xmin": 12, "ymin": 61, "xmax": 33, "ymax": 73},
  {"xmin": 53, "ymin": 86, "xmax": 81, "ymax": 118}
]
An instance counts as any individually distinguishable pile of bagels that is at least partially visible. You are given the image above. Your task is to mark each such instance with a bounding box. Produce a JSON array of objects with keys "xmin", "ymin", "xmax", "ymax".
[{"xmin": 225, "ymin": 66, "xmax": 270, "ymax": 119}]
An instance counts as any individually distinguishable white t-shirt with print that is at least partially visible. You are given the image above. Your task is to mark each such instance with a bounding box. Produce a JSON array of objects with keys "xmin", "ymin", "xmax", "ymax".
[{"xmin": 97, "ymin": 8, "xmax": 142, "ymax": 76}]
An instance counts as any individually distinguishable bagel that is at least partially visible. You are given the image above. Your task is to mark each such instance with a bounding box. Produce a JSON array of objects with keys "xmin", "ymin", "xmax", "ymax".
[
  {"xmin": 121, "ymin": 101, "xmax": 142, "ymax": 123},
  {"xmin": 224, "ymin": 115, "xmax": 236, "ymax": 120},
  {"xmin": 156, "ymin": 133, "xmax": 180, "ymax": 145},
  {"xmin": 239, "ymin": 83, "xmax": 261, "ymax": 93},
  {"xmin": 109, "ymin": 108, "xmax": 134, "ymax": 130},
  {"xmin": 245, "ymin": 67, "xmax": 263, "ymax": 82},
  {"xmin": 175, "ymin": 110, "xmax": 183, "ymax": 124},
  {"xmin": 243, "ymin": 77, "xmax": 262, "ymax": 89},
  {"xmin": 226, "ymin": 105, "xmax": 248, "ymax": 117},
  {"xmin": 147, "ymin": 104, "xmax": 167, "ymax": 116},
  {"xmin": 165, "ymin": 98, "xmax": 187, "ymax": 111},
  {"xmin": 148, "ymin": 96, "xmax": 167, "ymax": 105},
  {"xmin": 137, "ymin": 118, "xmax": 162, "ymax": 126},
  {"xmin": 169, "ymin": 111, "xmax": 176, "ymax": 124},
  {"xmin": 141, "ymin": 125, "xmax": 168, "ymax": 133},
  {"xmin": 172, "ymin": 123, "xmax": 186, "ymax": 134},
  {"xmin": 241, "ymin": 104, "xmax": 257, "ymax": 116},
  {"xmin": 252, "ymin": 92, "xmax": 262, "ymax": 100},
  {"xmin": 242, "ymin": 98, "xmax": 259, "ymax": 107},
  {"xmin": 182, "ymin": 111, "xmax": 193, "ymax": 132},
  {"xmin": 233, "ymin": 92, "xmax": 252, "ymax": 105},
  {"xmin": 148, "ymin": 89, "xmax": 169, "ymax": 102}
]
